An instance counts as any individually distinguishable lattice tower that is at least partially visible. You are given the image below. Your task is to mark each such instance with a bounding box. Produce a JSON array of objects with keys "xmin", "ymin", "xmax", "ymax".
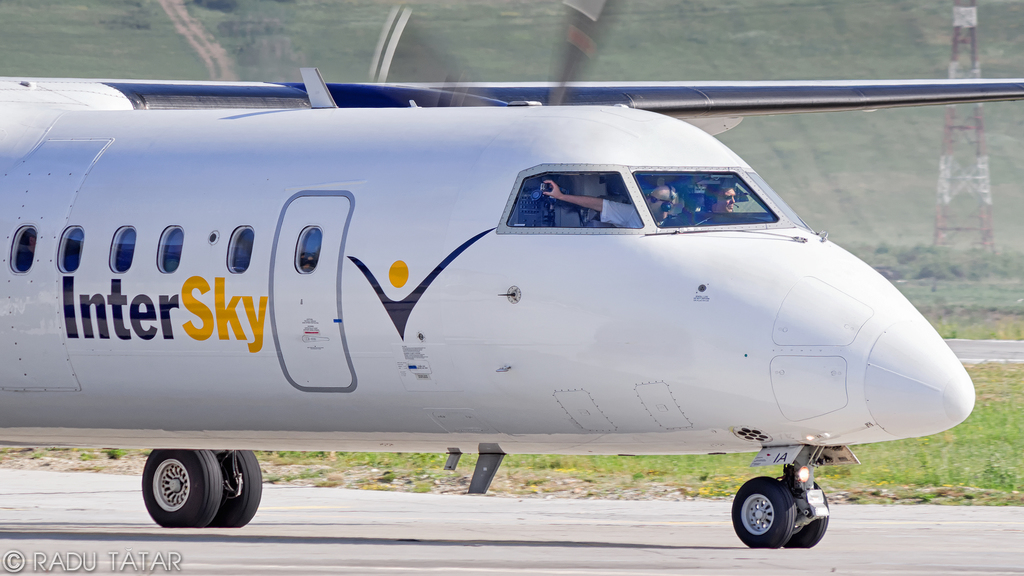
[{"xmin": 935, "ymin": 0, "xmax": 994, "ymax": 249}]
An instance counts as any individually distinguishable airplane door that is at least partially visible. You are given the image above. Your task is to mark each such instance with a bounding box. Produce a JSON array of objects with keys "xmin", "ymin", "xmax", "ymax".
[
  {"xmin": 0, "ymin": 139, "xmax": 111, "ymax": 391},
  {"xmin": 269, "ymin": 192, "xmax": 356, "ymax": 392}
]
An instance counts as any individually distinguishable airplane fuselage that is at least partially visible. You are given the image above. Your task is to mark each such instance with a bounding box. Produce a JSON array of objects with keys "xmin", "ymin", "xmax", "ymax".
[{"xmin": 0, "ymin": 100, "xmax": 973, "ymax": 455}]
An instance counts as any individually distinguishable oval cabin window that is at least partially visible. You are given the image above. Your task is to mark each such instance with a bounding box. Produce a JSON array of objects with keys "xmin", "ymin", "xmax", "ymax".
[
  {"xmin": 158, "ymin": 226, "xmax": 184, "ymax": 273},
  {"xmin": 227, "ymin": 226, "xmax": 254, "ymax": 274},
  {"xmin": 11, "ymin": 226, "xmax": 37, "ymax": 273},
  {"xmin": 59, "ymin": 227, "xmax": 85, "ymax": 273},
  {"xmin": 295, "ymin": 227, "xmax": 322, "ymax": 274},
  {"xmin": 110, "ymin": 227, "xmax": 136, "ymax": 273}
]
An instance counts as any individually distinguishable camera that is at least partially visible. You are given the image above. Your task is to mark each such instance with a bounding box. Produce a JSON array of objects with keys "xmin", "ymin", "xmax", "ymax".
[{"xmin": 540, "ymin": 182, "xmax": 553, "ymax": 192}]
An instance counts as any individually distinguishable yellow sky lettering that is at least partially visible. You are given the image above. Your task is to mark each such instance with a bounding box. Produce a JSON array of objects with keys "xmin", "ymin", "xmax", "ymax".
[
  {"xmin": 215, "ymin": 277, "xmax": 246, "ymax": 341},
  {"xmin": 242, "ymin": 296, "xmax": 268, "ymax": 353},
  {"xmin": 181, "ymin": 276, "xmax": 214, "ymax": 340}
]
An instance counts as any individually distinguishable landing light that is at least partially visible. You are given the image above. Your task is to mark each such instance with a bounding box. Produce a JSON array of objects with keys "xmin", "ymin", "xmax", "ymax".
[
  {"xmin": 805, "ymin": 435, "xmax": 815, "ymax": 441},
  {"xmin": 797, "ymin": 466, "xmax": 810, "ymax": 483}
]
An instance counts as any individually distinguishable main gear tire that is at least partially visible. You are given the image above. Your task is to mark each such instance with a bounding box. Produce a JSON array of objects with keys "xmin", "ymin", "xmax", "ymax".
[
  {"xmin": 142, "ymin": 449, "xmax": 224, "ymax": 528},
  {"xmin": 208, "ymin": 450, "xmax": 263, "ymax": 528}
]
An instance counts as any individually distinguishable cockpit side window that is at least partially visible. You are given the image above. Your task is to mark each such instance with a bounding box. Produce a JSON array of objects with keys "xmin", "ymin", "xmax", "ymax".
[
  {"xmin": 634, "ymin": 172, "xmax": 778, "ymax": 228},
  {"xmin": 745, "ymin": 171, "xmax": 812, "ymax": 231},
  {"xmin": 506, "ymin": 172, "xmax": 642, "ymax": 230}
]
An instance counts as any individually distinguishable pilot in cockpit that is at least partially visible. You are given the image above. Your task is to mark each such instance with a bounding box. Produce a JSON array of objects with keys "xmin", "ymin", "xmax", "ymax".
[
  {"xmin": 644, "ymin": 185, "xmax": 692, "ymax": 227},
  {"xmin": 699, "ymin": 183, "xmax": 737, "ymax": 224},
  {"xmin": 541, "ymin": 179, "xmax": 643, "ymax": 228}
]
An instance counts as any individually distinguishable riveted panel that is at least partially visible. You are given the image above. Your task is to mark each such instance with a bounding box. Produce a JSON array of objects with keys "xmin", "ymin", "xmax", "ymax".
[
  {"xmin": 635, "ymin": 382, "xmax": 692, "ymax": 430},
  {"xmin": 554, "ymin": 389, "xmax": 615, "ymax": 432}
]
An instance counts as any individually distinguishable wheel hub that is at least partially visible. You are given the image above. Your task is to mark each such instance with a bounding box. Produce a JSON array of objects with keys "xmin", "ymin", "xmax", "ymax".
[
  {"xmin": 153, "ymin": 459, "xmax": 190, "ymax": 512},
  {"xmin": 740, "ymin": 494, "xmax": 775, "ymax": 535}
]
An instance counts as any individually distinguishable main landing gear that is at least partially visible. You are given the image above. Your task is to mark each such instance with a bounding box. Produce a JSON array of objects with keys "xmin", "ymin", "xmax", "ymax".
[
  {"xmin": 732, "ymin": 445, "xmax": 855, "ymax": 549},
  {"xmin": 142, "ymin": 449, "xmax": 263, "ymax": 528}
]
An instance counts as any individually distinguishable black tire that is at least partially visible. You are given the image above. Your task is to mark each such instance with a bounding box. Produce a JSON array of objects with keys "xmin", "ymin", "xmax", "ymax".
[
  {"xmin": 208, "ymin": 450, "xmax": 263, "ymax": 528},
  {"xmin": 731, "ymin": 476, "xmax": 797, "ymax": 549},
  {"xmin": 785, "ymin": 484, "xmax": 829, "ymax": 548},
  {"xmin": 142, "ymin": 449, "xmax": 224, "ymax": 528}
]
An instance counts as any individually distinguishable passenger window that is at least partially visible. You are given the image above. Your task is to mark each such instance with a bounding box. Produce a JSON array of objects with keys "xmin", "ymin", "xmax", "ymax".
[
  {"xmin": 295, "ymin": 226, "xmax": 322, "ymax": 274},
  {"xmin": 633, "ymin": 172, "xmax": 778, "ymax": 228},
  {"xmin": 110, "ymin": 227, "xmax": 136, "ymax": 273},
  {"xmin": 507, "ymin": 172, "xmax": 641, "ymax": 229},
  {"xmin": 59, "ymin": 227, "xmax": 85, "ymax": 273},
  {"xmin": 158, "ymin": 226, "xmax": 184, "ymax": 274},
  {"xmin": 11, "ymin": 226, "xmax": 37, "ymax": 273},
  {"xmin": 227, "ymin": 226, "xmax": 254, "ymax": 274}
]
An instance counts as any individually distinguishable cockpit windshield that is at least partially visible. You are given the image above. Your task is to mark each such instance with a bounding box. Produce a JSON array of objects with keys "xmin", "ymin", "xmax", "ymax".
[
  {"xmin": 506, "ymin": 172, "xmax": 642, "ymax": 229},
  {"xmin": 633, "ymin": 172, "xmax": 778, "ymax": 228}
]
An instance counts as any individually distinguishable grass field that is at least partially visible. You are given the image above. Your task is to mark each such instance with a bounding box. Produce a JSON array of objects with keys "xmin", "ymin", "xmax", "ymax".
[{"xmin": 848, "ymin": 245, "xmax": 1024, "ymax": 337}]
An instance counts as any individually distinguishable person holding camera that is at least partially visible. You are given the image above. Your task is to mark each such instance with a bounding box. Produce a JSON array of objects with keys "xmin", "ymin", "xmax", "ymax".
[{"xmin": 541, "ymin": 179, "xmax": 643, "ymax": 228}]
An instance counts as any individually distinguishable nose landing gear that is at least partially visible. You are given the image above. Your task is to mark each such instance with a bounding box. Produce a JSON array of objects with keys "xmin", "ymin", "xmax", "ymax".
[
  {"xmin": 142, "ymin": 449, "xmax": 263, "ymax": 528},
  {"xmin": 732, "ymin": 445, "xmax": 855, "ymax": 549}
]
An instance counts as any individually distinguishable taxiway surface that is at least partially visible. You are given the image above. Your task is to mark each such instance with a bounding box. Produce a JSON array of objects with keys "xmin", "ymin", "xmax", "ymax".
[
  {"xmin": 947, "ymin": 338, "xmax": 1024, "ymax": 363},
  {"xmin": 0, "ymin": 469, "xmax": 1021, "ymax": 575}
]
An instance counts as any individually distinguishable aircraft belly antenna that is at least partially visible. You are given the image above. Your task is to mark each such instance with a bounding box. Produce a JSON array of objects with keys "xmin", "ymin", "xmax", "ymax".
[{"xmin": 299, "ymin": 68, "xmax": 337, "ymax": 109}]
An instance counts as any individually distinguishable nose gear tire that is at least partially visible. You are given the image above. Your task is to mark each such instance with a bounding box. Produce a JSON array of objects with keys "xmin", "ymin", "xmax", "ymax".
[
  {"xmin": 732, "ymin": 476, "xmax": 796, "ymax": 548},
  {"xmin": 784, "ymin": 483, "xmax": 830, "ymax": 548}
]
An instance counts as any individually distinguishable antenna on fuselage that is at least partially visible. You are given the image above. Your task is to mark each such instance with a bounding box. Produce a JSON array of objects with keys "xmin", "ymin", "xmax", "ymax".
[{"xmin": 300, "ymin": 68, "xmax": 337, "ymax": 109}]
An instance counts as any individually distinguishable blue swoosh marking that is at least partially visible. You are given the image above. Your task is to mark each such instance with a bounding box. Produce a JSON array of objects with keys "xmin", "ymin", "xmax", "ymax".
[{"xmin": 349, "ymin": 228, "xmax": 495, "ymax": 339}]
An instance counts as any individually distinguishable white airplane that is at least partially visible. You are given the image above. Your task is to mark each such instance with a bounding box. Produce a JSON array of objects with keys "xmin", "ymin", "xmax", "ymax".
[{"xmin": 0, "ymin": 4, "xmax": 1018, "ymax": 550}]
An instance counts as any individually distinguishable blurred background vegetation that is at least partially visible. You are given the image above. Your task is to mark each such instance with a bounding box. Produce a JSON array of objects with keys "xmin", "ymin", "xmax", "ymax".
[{"xmin": 1, "ymin": 0, "xmax": 1022, "ymax": 335}]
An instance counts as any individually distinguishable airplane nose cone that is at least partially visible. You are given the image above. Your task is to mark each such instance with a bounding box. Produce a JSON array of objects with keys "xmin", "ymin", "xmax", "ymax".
[{"xmin": 864, "ymin": 321, "xmax": 975, "ymax": 438}]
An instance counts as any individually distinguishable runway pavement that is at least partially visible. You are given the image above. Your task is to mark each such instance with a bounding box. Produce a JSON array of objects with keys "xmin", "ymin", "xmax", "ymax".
[
  {"xmin": 0, "ymin": 469, "xmax": 1022, "ymax": 575},
  {"xmin": 946, "ymin": 338, "xmax": 1024, "ymax": 364}
]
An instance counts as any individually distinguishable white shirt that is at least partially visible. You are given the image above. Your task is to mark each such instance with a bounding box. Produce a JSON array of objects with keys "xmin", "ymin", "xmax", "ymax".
[{"xmin": 600, "ymin": 199, "xmax": 643, "ymax": 228}]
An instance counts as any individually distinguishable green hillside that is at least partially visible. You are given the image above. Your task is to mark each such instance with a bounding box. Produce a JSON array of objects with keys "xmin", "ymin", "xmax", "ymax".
[{"xmin": 2, "ymin": 0, "xmax": 1023, "ymax": 330}]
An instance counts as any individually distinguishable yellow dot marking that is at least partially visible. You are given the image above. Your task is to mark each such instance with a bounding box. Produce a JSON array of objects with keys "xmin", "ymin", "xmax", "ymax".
[{"xmin": 389, "ymin": 260, "xmax": 409, "ymax": 288}]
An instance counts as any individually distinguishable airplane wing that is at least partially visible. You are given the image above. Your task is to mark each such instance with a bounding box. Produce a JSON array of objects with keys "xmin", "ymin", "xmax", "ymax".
[
  {"xmin": 440, "ymin": 80, "xmax": 1024, "ymax": 118},
  {"xmin": 89, "ymin": 78, "xmax": 1024, "ymax": 135},
  {"xmin": 99, "ymin": 78, "xmax": 1024, "ymax": 116}
]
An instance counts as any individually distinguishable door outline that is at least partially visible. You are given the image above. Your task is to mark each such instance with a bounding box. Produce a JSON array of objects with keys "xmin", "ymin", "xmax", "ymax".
[{"xmin": 268, "ymin": 190, "xmax": 358, "ymax": 393}]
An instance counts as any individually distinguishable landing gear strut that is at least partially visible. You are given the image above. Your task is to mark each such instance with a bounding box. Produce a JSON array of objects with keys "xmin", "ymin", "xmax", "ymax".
[
  {"xmin": 142, "ymin": 449, "xmax": 263, "ymax": 528},
  {"xmin": 732, "ymin": 445, "xmax": 848, "ymax": 549}
]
